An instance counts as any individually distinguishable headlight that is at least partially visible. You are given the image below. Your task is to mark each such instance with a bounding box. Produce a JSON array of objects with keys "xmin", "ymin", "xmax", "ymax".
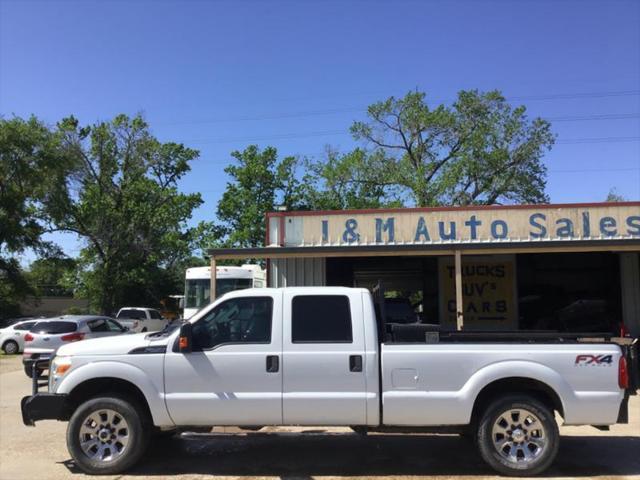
[{"xmin": 50, "ymin": 356, "xmax": 72, "ymax": 388}]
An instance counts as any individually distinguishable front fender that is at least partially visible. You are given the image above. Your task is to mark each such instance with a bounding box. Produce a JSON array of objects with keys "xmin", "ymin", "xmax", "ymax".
[{"xmin": 56, "ymin": 360, "xmax": 174, "ymax": 427}]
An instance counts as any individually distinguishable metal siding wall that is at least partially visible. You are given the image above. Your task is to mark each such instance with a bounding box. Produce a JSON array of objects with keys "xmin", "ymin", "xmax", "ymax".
[
  {"xmin": 278, "ymin": 258, "xmax": 286, "ymax": 287},
  {"xmin": 268, "ymin": 258, "xmax": 326, "ymax": 287},
  {"xmin": 315, "ymin": 257, "xmax": 326, "ymax": 285},
  {"xmin": 287, "ymin": 258, "xmax": 296, "ymax": 285}
]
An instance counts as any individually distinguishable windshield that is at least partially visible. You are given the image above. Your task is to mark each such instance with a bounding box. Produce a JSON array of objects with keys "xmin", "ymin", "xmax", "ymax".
[{"xmin": 185, "ymin": 278, "xmax": 253, "ymax": 309}]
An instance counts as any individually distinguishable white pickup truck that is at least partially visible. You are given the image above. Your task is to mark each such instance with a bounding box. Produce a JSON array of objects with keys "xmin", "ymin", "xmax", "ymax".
[
  {"xmin": 115, "ymin": 307, "xmax": 167, "ymax": 333},
  {"xmin": 21, "ymin": 287, "xmax": 637, "ymax": 476}
]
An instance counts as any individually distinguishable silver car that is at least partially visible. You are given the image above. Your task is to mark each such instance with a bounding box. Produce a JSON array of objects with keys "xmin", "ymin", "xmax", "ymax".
[{"xmin": 22, "ymin": 315, "xmax": 128, "ymax": 377}]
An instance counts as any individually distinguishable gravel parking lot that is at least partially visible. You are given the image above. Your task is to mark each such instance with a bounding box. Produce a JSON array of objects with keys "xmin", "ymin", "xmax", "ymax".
[{"xmin": 1, "ymin": 354, "xmax": 639, "ymax": 480}]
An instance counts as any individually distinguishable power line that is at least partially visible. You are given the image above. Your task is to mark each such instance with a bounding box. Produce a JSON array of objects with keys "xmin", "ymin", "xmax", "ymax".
[
  {"xmin": 158, "ymin": 107, "xmax": 362, "ymax": 126},
  {"xmin": 186, "ymin": 132, "xmax": 640, "ymax": 146},
  {"xmin": 549, "ymin": 167, "xmax": 640, "ymax": 173},
  {"xmin": 556, "ymin": 136, "xmax": 640, "ymax": 144},
  {"xmin": 187, "ymin": 129, "xmax": 347, "ymax": 144},
  {"xmin": 509, "ymin": 90, "xmax": 640, "ymax": 101},
  {"xmin": 164, "ymin": 110, "xmax": 640, "ymax": 128},
  {"xmin": 187, "ymin": 167, "xmax": 640, "ymax": 199},
  {"xmin": 548, "ymin": 113, "xmax": 640, "ymax": 122},
  {"xmin": 153, "ymin": 90, "xmax": 640, "ymax": 126}
]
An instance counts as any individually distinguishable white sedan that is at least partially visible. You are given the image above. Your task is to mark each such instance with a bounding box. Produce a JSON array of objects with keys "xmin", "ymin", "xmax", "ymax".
[{"xmin": 0, "ymin": 319, "xmax": 40, "ymax": 354}]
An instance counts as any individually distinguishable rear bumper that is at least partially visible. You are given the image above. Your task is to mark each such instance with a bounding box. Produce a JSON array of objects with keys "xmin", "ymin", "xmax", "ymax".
[{"xmin": 21, "ymin": 393, "xmax": 67, "ymax": 426}]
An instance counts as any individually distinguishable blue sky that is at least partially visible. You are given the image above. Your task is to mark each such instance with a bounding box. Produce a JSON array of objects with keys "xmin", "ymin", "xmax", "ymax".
[{"xmin": 1, "ymin": 0, "xmax": 639, "ymax": 262}]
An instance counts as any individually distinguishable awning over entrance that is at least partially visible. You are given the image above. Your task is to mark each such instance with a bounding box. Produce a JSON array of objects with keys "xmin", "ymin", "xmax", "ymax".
[{"xmin": 207, "ymin": 238, "xmax": 640, "ymax": 260}]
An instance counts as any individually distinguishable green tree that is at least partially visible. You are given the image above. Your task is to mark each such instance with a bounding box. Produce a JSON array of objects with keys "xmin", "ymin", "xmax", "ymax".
[
  {"xmin": 0, "ymin": 116, "xmax": 71, "ymax": 317},
  {"xmin": 605, "ymin": 188, "xmax": 626, "ymax": 202},
  {"xmin": 215, "ymin": 145, "xmax": 303, "ymax": 249},
  {"xmin": 48, "ymin": 114, "xmax": 208, "ymax": 314},
  {"xmin": 303, "ymin": 147, "xmax": 402, "ymax": 210},
  {"xmin": 348, "ymin": 90, "xmax": 555, "ymax": 206},
  {"xmin": 26, "ymin": 255, "xmax": 77, "ymax": 296}
]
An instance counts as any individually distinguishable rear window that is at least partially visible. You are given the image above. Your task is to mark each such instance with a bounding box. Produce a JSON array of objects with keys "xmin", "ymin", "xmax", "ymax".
[
  {"xmin": 30, "ymin": 321, "xmax": 77, "ymax": 334},
  {"xmin": 117, "ymin": 309, "xmax": 146, "ymax": 319},
  {"xmin": 291, "ymin": 295, "xmax": 353, "ymax": 343}
]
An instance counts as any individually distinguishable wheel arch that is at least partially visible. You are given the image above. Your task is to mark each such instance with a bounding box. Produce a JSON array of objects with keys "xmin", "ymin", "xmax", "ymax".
[
  {"xmin": 64, "ymin": 377, "xmax": 153, "ymax": 422},
  {"xmin": 470, "ymin": 376, "xmax": 565, "ymax": 426},
  {"xmin": 57, "ymin": 362, "xmax": 174, "ymax": 427}
]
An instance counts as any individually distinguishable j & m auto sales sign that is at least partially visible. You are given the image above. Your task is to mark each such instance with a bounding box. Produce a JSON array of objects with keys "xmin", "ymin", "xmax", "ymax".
[{"xmin": 276, "ymin": 203, "xmax": 640, "ymax": 246}]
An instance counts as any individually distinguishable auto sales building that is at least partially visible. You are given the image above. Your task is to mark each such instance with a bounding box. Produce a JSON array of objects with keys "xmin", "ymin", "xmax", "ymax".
[{"xmin": 208, "ymin": 202, "xmax": 640, "ymax": 336}]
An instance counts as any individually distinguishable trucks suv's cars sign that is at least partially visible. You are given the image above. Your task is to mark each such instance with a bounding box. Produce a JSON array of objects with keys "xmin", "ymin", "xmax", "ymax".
[{"xmin": 439, "ymin": 257, "xmax": 517, "ymax": 329}]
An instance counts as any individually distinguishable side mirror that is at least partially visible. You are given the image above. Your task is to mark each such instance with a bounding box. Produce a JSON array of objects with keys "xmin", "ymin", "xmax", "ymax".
[{"xmin": 179, "ymin": 322, "xmax": 193, "ymax": 353}]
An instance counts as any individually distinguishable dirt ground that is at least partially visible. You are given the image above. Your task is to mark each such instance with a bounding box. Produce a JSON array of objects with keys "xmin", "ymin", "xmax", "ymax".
[{"xmin": 0, "ymin": 354, "xmax": 638, "ymax": 480}]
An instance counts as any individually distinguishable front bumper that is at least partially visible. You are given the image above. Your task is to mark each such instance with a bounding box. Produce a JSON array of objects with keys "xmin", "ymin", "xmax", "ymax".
[
  {"xmin": 22, "ymin": 352, "xmax": 53, "ymax": 372},
  {"xmin": 21, "ymin": 393, "xmax": 67, "ymax": 426}
]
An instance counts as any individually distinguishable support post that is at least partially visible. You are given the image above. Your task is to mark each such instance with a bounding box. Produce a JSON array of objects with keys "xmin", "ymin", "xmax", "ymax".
[
  {"xmin": 455, "ymin": 250, "xmax": 464, "ymax": 331},
  {"xmin": 210, "ymin": 256, "xmax": 217, "ymax": 303}
]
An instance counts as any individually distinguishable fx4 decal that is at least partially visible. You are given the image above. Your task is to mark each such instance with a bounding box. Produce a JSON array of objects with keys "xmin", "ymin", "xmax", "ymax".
[{"xmin": 575, "ymin": 354, "xmax": 613, "ymax": 366}]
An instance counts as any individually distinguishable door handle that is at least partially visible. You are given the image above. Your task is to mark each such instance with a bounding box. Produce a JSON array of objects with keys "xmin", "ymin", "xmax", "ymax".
[
  {"xmin": 349, "ymin": 355, "xmax": 363, "ymax": 372},
  {"xmin": 266, "ymin": 355, "xmax": 279, "ymax": 373}
]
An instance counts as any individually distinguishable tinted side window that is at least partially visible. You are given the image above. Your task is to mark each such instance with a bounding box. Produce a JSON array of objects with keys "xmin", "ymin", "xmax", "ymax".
[
  {"xmin": 149, "ymin": 310, "xmax": 162, "ymax": 319},
  {"xmin": 87, "ymin": 319, "xmax": 110, "ymax": 332},
  {"xmin": 292, "ymin": 295, "xmax": 352, "ymax": 343},
  {"xmin": 107, "ymin": 320, "xmax": 126, "ymax": 332},
  {"xmin": 192, "ymin": 297, "xmax": 273, "ymax": 350},
  {"xmin": 14, "ymin": 321, "xmax": 36, "ymax": 331},
  {"xmin": 31, "ymin": 321, "xmax": 77, "ymax": 334}
]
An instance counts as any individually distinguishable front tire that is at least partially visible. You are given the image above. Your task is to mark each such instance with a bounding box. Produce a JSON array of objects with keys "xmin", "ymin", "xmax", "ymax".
[
  {"xmin": 477, "ymin": 395, "xmax": 559, "ymax": 476},
  {"xmin": 2, "ymin": 340, "xmax": 19, "ymax": 355},
  {"xmin": 66, "ymin": 396, "xmax": 150, "ymax": 475}
]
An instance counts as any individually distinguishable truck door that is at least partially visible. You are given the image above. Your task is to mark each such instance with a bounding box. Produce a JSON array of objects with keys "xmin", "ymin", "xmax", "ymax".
[
  {"xmin": 282, "ymin": 291, "xmax": 368, "ymax": 425},
  {"xmin": 163, "ymin": 292, "xmax": 282, "ymax": 425}
]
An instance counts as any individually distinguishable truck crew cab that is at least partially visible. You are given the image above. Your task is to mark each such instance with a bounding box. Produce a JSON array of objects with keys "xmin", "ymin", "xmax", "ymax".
[{"xmin": 21, "ymin": 287, "xmax": 637, "ymax": 476}]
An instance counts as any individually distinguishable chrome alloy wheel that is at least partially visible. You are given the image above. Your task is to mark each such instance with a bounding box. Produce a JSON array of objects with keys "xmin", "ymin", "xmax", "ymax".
[
  {"xmin": 78, "ymin": 409, "xmax": 130, "ymax": 462},
  {"xmin": 491, "ymin": 408, "xmax": 546, "ymax": 465}
]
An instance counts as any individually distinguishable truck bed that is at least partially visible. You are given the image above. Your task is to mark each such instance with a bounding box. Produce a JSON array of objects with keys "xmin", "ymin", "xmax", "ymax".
[{"xmin": 380, "ymin": 341, "xmax": 626, "ymax": 427}]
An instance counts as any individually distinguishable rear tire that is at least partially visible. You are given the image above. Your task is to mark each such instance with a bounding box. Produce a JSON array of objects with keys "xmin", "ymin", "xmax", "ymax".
[
  {"xmin": 2, "ymin": 340, "xmax": 19, "ymax": 355},
  {"xmin": 66, "ymin": 395, "xmax": 150, "ymax": 475},
  {"xmin": 477, "ymin": 395, "xmax": 559, "ymax": 476}
]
